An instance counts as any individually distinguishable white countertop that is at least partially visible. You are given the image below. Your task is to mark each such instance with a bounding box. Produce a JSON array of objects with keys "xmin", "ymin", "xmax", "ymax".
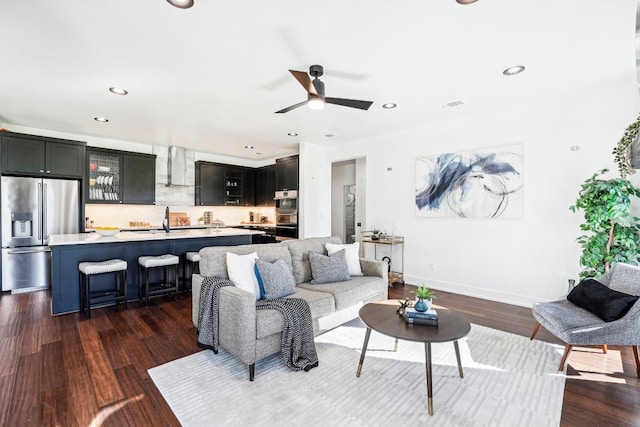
[{"xmin": 48, "ymin": 228, "xmax": 262, "ymax": 246}]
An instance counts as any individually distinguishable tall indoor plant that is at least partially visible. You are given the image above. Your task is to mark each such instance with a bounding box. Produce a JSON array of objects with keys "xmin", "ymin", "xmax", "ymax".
[{"xmin": 570, "ymin": 168, "xmax": 640, "ymax": 279}]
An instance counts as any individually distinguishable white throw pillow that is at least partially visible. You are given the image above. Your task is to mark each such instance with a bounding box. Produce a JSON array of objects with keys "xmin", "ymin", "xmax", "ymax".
[
  {"xmin": 226, "ymin": 252, "xmax": 260, "ymax": 300},
  {"xmin": 325, "ymin": 242, "xmax": 363, "ymax": 276}
]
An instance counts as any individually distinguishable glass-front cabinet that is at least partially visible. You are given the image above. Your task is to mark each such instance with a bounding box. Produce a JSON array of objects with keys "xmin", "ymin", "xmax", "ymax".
[
  {"xmin": 88, "ymin": 151, "xmax": 121, "ymax": 202},
  {"xmin": 86, "ymin": 148, "xmax": 156, "ymax": 205},
  {"xmin": 224, "ymin": 169, "xmax": 243, "ymax": 205}
]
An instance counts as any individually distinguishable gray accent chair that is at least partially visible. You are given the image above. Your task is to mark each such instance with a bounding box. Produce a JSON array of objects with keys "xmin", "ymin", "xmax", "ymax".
[{"xmin": 530, "ymin": 262, "xmax": 640, "ymax": 377}]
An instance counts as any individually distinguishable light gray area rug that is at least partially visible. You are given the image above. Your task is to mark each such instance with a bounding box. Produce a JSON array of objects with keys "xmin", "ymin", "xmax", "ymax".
[{"xmin": 149, "ymin": 319, "xmax": 566, "ymax": 426}]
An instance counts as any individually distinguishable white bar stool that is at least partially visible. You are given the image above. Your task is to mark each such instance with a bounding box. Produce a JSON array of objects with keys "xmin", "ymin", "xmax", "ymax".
[
  {"xmin": 78, "ymin": 259, "xmax": 128, "ymax": 319},
  {"xmin": 184, "ymin": 251, "xmax": 201, "ymax": 291},
  {"xmin": 138, "ymin": 254, "xmax": 180, "ymax": 306}
]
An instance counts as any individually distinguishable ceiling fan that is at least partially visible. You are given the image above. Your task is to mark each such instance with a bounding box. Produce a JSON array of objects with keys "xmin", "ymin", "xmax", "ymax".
[{"xmin": 275, "ymin": 65, "xmax": 373, "ymax": 114}]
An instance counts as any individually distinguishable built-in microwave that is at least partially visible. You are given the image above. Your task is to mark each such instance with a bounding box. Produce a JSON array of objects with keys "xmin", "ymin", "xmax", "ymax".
[{"xmin": 274, "ymin": 190, "xmax": 297, "ymax": 213}]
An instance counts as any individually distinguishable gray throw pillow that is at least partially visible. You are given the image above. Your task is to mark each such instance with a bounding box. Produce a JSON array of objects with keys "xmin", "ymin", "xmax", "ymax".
[
  {"xmin": 254, "ymin": 258, "xmax": 297, "ymax": 299},
  {"xmin": 309, "ymin": 249, "xmax": 351, "ymax": 284}
]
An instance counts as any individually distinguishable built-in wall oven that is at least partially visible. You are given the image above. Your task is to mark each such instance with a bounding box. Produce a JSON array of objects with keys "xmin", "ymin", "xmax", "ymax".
[{"xmin": 275, "ymin": 190, "xmax": 298, "ymax": 240}]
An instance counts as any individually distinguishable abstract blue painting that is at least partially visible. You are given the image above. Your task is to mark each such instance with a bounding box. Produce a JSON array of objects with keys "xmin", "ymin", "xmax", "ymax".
[{"xmin": 415, "ymin": 144, "xmax": 524, "ymax": 219}]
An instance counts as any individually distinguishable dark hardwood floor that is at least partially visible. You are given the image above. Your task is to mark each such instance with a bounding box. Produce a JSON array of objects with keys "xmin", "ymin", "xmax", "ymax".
[{"xmin": 0, "ymin": 285, "xmax": 638, "ymax": 426}]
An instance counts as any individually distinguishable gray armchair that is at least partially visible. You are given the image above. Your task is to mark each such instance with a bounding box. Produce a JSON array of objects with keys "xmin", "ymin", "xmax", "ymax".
[{"xmin": 530, "ymin": 262, "xmax": 640, "ymax": 377}]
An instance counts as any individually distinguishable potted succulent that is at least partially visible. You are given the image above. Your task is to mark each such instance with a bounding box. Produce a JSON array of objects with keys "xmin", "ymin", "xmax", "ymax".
[{"xmin": 412, "ymin": 284, "xmax": 436, "ymax": 312}]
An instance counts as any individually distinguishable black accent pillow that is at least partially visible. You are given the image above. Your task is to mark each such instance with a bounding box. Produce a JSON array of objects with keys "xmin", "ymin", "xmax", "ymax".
[{"xmin": 567, "ymin": 278, "xmax": 639, "ymax": 322}]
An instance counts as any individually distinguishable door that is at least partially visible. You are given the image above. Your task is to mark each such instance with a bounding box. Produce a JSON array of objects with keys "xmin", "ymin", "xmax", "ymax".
[
  {"xmin": 43, "ymin": 179, "xmax": 80, "ymax": 243},
  {"xmin": 1, "ymin": 176, "xmax": 42, "ymax": 247},
  {"xmin": 1, "ymin": 136, "xmax": 46, "ymax": 175},
  {"xmin": 196, "ymin": 162, "xmax": 225, "ymax": 205},
  {"xmin": 122, "ymin": 154, "xmax": 156, "ymax": 204},
  {"xmin": 46, "ymin": 140, "xmax": 85, "ymax": 178},
  {"xmin": 1, "ymin": 247, "xmax": 51, "ymax": 291}
]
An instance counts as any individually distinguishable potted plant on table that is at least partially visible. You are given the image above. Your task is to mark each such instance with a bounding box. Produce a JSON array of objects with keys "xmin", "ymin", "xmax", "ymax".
[{"xmin": 412, "ymin": 284, "xmax": 436, "ymax": 312}]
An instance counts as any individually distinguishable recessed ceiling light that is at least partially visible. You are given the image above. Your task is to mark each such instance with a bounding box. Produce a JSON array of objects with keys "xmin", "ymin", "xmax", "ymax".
[
  {"xmin": 503, "ymin": 65, "xmax": 526, "ymax": 76},
  {"xmin": 570, "ymin": 145, "xmax": 580, "ymax": 151},
  {"xmin": 109, "ymin": 87, "xmax": 128, "ymax": 95},
  {"xmin": 382, "ymin": 103, "xmax": 397, "ymax": 109},
  {"xmin": 456, "ymin": 0, "xmax": 478, "ymax": 4},
  {"xmin": 167, "ymin": 0, "xmax": 194, "ymax": 8},
  {"xmin": 94, "ymin": 117, "xmax": 109, "ymax": 122},
  {"xmin": 244, "ymin": 145, "xmax": 254, "ymax": 149},
  {"xmin": 287, "ymin": 132, "xmax": 298, "ymax": 137}
]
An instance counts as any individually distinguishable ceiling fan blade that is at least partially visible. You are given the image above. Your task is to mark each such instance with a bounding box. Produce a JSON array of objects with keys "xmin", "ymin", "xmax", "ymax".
[
  {"xmin": 275, "ymin": 100, "xmax": 308, "ymax": 114},
  {"xmin": 289, "ymin": 70, "xmax": 317, "ymax": 95},
  {"xmin": 325, "ymin": 97, "xmax": 373, "ymax": 110}
]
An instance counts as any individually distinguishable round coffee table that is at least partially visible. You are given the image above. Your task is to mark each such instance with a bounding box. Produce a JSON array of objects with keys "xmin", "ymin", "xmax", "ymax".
[{"xmin": 356, "ymin": 302, "xmax": 471, "ymax": 415}]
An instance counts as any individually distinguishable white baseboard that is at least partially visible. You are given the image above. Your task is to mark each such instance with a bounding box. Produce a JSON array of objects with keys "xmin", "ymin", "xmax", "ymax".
[{"xmin": 403, "ymin": 275, "xmax": 539, "ymax": 308}]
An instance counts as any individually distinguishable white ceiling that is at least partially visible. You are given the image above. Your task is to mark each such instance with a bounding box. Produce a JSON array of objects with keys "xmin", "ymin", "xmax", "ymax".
[{"xmin": 0, "ymin": 1, "xmax": 636, "ymax": 160}]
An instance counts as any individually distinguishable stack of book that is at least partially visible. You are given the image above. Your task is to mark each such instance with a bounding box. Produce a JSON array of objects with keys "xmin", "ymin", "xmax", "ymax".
[{"xmin": 403, "ymin": 307, "xmax": 439, "ymax": 326}]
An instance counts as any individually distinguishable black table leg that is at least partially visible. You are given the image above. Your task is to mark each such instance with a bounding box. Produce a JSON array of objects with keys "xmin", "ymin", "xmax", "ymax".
[
  {"xmin": 356, "ymin": 327, "xmax": 372, "ymax": 377},
  {"xmin": 454, "ymin": 340, "xmax": 464, "ymax": 378},
  {"xmin": 425, "ymin": 342, "xmax": 433, "ymax": 415}
]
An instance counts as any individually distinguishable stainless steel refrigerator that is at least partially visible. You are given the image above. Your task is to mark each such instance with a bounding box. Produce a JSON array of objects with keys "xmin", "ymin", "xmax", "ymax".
[{"xmin": 1, "ymin": 176, "xmax": 80, "ymax": 291}]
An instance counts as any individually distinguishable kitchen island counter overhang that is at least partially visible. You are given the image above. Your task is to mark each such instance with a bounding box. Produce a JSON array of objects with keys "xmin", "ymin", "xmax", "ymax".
[{"xmin": 48, "ymin": 228, "xmax": 262, "ymax": 315}]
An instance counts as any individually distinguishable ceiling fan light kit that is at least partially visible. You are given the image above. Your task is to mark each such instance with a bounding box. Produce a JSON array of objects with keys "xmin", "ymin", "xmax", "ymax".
[
  {"xmin": 275, "ymin": 64, "xmax": 373, "ymax": 114},
  {"xmin": 307, "ymin": 96, "xmax": 325, "ymax": 110}
]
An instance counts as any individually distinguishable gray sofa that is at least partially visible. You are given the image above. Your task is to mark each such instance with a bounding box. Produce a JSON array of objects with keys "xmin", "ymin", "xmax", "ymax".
[{"xmin": 191, "ymin": 236, "xmax": 388, "ymax": 379}]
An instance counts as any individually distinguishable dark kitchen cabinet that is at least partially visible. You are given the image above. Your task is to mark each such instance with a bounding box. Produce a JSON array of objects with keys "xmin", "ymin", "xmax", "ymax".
[
  {"xmin": 87, "ymin": 148, "xmax": 156, "ymax": 205},
  {"xmin": 243, "ymin": 168, "xmax": 256, "ymax": 206},
  {"xmin": 276, "ymin": 154, "xmax": 298, "ymax": 191},
  {"xmin": 123, "ymin": 153, "xmax": 156, "ymax": 204},
  {"xmin": 195, "ymin": 161, "xmax": 225, "ymax": 206},
  {"xmin": 196, "ymin": 161, "xmax": 255, "ymax": 206},
  {"xmin": 255, "ymin": 164, "xmax": 276, "ymax": 206},
  {"xmin": 1, "ymin": 133, "xmax": 85, "ymax": 178}
]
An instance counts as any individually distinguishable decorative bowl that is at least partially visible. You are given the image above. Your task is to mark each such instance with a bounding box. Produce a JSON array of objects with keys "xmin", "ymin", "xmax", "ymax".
[{"xmin": 95, "ymin": 227, "xmax": 119, "ymax": 237}]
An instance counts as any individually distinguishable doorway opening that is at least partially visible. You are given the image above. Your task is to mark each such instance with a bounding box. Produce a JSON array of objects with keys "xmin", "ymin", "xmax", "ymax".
[{"xmin": 331, "ymin": 158, "xmax": 366, "ymax": 247}]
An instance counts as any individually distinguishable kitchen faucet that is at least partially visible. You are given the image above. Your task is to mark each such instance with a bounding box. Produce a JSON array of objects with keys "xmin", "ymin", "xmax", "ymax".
[{"xmin": 163, "ymin": 207, "xmax": 170, "ymax": 233}]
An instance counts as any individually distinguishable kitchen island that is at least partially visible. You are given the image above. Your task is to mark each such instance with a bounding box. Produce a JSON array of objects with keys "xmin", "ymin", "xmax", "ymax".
[{"xmin": 48, "ymin": 228, "xmax": 261, "ymax": 315}]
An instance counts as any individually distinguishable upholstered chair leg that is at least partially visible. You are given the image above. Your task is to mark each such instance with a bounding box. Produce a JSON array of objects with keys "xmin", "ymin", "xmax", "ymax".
[
  {"xmin": 249, "ymin": 363, "xmax": 255, "ymax": 381},
  {"xmin": 530, "ymin": 322, "xmax": 541, "ymax": 340},
  {"xmin": 633, "ymin": 346, "xmax": 640, "ymax": 378},
  {"xmin": 602, "ymin": 345, "xmax": 608, "ymax": 354},
  {"xmin": 559, "ymin": 344, "xmax": 573, "ymax": 371}
]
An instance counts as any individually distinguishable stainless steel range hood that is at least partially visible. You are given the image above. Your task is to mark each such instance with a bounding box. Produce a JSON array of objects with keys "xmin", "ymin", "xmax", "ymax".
[{"xmin": 167, "ymin": 146, "xmax": 188, "ymax": 186}]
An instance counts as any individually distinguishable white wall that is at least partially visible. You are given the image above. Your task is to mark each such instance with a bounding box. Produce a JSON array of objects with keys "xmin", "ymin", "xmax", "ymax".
[
  {"xmin": 300, "ymin": 81, "xmax": 640, "ymax": 307},
  {"xmin": 299, "ymin": 141, "xmax": 331, "ymax": 238}
]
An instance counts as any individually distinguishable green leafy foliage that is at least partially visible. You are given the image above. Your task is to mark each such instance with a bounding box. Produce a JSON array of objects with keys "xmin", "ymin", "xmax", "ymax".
[
  {"xmin": 411, "ymin": 284, "xmax": 436, "ymax": 300},
  {"xmin": 612, "ymin": 114, "xmax": 640, "ymax": 179},
  {"xmin": 570, "ymin": 169, "xmax": 640, "ymax": 279}
]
